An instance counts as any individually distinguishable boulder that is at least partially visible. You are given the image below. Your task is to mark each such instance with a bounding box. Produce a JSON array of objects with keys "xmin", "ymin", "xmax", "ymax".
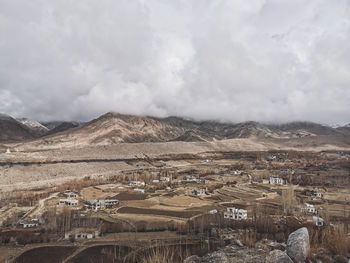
[
  {"xmin": 287, "ymin": 227, "xmax": 310, "ymax": 263},
  {"xmin": 204, "ymin": 251, "xmax": 230, "ymax": 263},
  {"xmin": 234, "ymin": 239, "xmax": 244, "ymax": 247},
  {"xmin": 183, "ymin": 244, "xmax": 266, "ymax": 263},
  {"xmin": 268, "ymin": 241, "xmax": 286, "ymax": 251},
  {"xmin": 268, "ymin": 250, "xmax": 293, "ymax": 263}
]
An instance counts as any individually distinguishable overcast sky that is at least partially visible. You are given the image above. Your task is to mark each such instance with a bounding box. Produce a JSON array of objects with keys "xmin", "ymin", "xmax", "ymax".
[{"xmin": 0, "ymin": 0, "xmax": 349, "ymax": 124}]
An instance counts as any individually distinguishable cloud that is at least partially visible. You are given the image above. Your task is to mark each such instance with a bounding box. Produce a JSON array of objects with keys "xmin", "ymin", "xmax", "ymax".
[{"xmin": 0, "ymin": 0, "xmax": 349, "ymax": 124}]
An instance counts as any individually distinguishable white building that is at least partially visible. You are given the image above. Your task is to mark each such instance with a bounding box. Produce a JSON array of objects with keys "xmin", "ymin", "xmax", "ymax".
[
  {"xmin": 315, "ymin": 192, "xmax": 323, "ymax": 198},
  {"xmin": 129, "ymin": 181, "xmax": 145, "ymax": 187},
  {"xmin": 87, "ymin": 199, "xmax": 118, "ymax": 211},
  {"xmin": 302, "ymin": 203, "xmax": 316, "ymax": 214},
  {"xmin": 208, "ymin": 209, "xmax": 217, "ymax": 214},
  {"xmin": 269, "ymin": 177, "xmax": 284, "ymax": 185},
  {"xmin": 182, "ymin": 176, "xmax": 197, "ymax": 182},
  {"xmin": 63, "ymin": 191, "xmax": 78, "ymax": 199},
  {"xmin": 160, "ymin": 177, "xmax": 171, "ymax": 182},
  {"xmin": 224, "ymin": 207, "xmax": 248, "ymax": 220},
  {"xmin": 59, "ymin": 199, "xmax": 79, "ymax": 207},
  {"xmin": 267, "ymin": 155, "xmax": 277, "ymax": 161},
  {"xmin": 198, "ymin": 179, "xmax": 206, "ymax": 184},
  {"xmin": 313, "ymin": 216, "xmax": 324, "ymax": 227},
  {"xmin": 134, "ymin": 188, "xmax": 145, "ymax": 193},
  {"xmin": 262, "ymin": 179, "xmax": 270, "ymax": 184},
  {"xmin": 65, "ymin": 229, "xmax": 99, "ymax": 240},
  {"xmin": 20, "ymin": 222, "xmax": 38, "ymax": 228}
]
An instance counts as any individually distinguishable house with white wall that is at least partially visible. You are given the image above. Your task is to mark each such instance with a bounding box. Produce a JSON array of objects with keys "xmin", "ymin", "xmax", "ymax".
[
  {"xmin": 65, "ymin": 229, "xmax": 100, "ymax": 240},
  {"xmin": 129, "ymin": 181, "xmax": 145, "ymax": 187},
  {"xmin": 269, "ymin": 177, "xmax": 284, "ymax": 185},
  {"xmin": 224, "ymin": 207, "xmax": 248, "ymax": 220},
  {"xmin": 59, "ymin": 199, "xmax": 79, "ymax": 207},
  {"xmin": 301, "ymin": 203, "xmax": 316, "ymax": 214},
  {"xmin": 87, "ymin": 199, "xmax": 118, "ymax": 211},
  {"xmin": 313, "ymin": 216, "xmax": 324, "ymax": 227}
]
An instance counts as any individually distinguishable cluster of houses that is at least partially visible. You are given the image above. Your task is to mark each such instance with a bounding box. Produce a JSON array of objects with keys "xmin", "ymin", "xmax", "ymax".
[
  {"xmin": 57, "ymin": 191, "xmax": 120, "ymax": 212},
  {"xmin": 303, "ymin": 188, "xmax": 324, "ymax": 200},
  {"xmin": 300, "ymin": 203, "xmax": 324, "ymax": 226}
]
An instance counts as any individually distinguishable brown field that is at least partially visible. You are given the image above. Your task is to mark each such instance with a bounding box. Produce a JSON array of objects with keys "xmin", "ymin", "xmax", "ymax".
[
  {"xmin": 114, "ymin": 192, "xmax": 148, "ymax": 201},
  {"xmin": 117, "ymin": 207, "xmax": 202, "ymax": 218}
]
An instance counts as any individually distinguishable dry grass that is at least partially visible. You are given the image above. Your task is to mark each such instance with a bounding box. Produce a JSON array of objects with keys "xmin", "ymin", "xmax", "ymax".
[
  {"xmin": 240, "ymin": 229, "xmax": 258, "ymax": 247},
  {"xmin": 310, "ymin": 225, "xmax": 350, "ymax": 256},
  {"xmin": 141, "ymin": 246, "xmax": 189, "ymax": 263}
]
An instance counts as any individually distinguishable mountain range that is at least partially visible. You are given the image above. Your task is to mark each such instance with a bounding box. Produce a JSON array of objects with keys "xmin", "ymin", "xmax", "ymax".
[{"xmin": 0, "ymin": 112, "xmax": 349, "ymax": 146}]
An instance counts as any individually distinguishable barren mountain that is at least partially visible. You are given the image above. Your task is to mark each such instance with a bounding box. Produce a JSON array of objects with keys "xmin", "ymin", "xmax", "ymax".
[
  {"xmin": 0, "ymin": 114, "xmax": 35, "ymax": 142},
  {"xmin": 267, "ymin": 122, "xmax": 342, "ymax": 137},
  {"xmin": 17, "ymin": 118, "xmax": 49, "ymax": 137},
  {"xmin": 44, "ymin": 121, "xmax": 80, "ymax": 136},
  {"xmin": 33, "ymin": 112, "xmax": 186, "ymax": 148},
  {"xmin": 41, "ymin": 121, "xmax": 66, "ymax": 130},
  {"xmin": 336, "ymin": 123, "xmax": 350, "ymax": 135},
  {"xmin": 49, "ymin": 113, "xmax": 289, "ymax": 146},
  {"xmin": 1, "ymin": 112, "xmax": 349, "ymax": 149}
]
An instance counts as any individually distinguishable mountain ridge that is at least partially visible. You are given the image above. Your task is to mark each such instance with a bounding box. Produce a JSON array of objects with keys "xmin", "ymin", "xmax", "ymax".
[{"xmin": 1, "ymin": 112, "xmax": 349, "ymax": 145}]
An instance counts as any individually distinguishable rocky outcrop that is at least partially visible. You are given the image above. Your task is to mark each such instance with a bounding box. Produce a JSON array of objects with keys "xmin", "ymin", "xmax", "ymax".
[
  {"xmin": 183, "ymin": 243, "xmax": 266, "ymax": 263},
  {"xmin": 184, "ymin": 251, "xmax": 230, "ymax": 263},
  {"xmin": 268, "ymin": 249, "xmax": 293, "ymax": 263},
  {"xmin": 286, "ymin": 227, "xmax": 310, "ymax": 263}
]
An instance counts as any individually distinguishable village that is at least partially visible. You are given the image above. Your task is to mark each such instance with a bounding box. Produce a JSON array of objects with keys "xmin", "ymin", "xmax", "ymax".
[{"xmin": 0, "ymin": 150, "xmax": 349, "ymax": 262}]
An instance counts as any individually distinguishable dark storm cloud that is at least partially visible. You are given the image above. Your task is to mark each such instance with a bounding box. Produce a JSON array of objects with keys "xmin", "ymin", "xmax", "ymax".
[{"xmin": 0, "ymin": 0, "xmax": 349, "ymax": 124}]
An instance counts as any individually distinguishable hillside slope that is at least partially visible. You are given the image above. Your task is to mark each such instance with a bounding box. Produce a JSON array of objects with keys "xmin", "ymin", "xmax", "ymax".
[
  {"xmin": 17, "ymin": 118, "xmax": 49, "ymax": 137},
  {"xmin": 35, "ymin": 112, "xmax": 186, "ymax": 147},
  {"xmin": 0, "ymin": 114, "xmax": 35, "ymax": 142},
  {"xmin": 44, "ymin": 122, "xmax": 80, "ymax": 136}
]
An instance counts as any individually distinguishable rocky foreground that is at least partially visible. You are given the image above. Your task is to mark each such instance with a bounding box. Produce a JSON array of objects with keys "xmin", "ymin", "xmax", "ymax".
[{"xmin": 184, "ymin": 227, "xmax": 349, "ymax": 263}]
